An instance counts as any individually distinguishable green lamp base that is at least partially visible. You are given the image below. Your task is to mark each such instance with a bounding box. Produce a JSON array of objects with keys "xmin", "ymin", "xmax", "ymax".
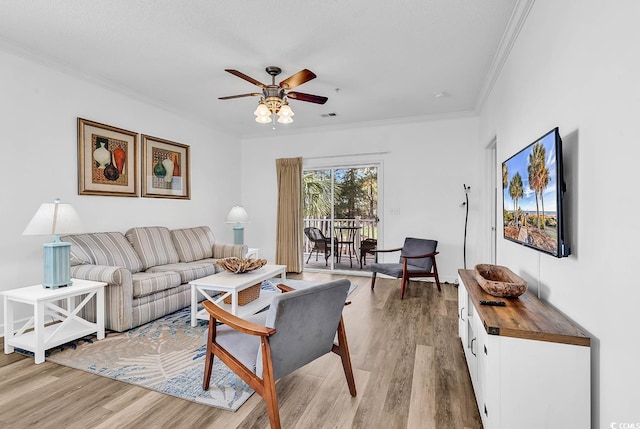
[
  {"xmin": 43, "ymin": 241, "xmax": 72, "ymax": 288},
  {"xmin": 232, "ymin": 226, "xmax": 244, "ymax": 245}
]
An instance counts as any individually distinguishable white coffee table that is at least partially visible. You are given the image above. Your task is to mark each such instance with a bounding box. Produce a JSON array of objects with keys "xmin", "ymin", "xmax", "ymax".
[
  {"xmin": 2, "ymin": 279, "xmax": 106, "ymax": 364},
  {"xmin": 189, "ymin": 264, "xmax": 286, "ymax": 326}
]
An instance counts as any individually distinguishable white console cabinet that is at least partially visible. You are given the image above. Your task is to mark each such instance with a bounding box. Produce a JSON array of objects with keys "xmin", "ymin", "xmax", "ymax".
[{"xmin": 458, "ymin": 269, "xmax": 590, "ymax": 429}]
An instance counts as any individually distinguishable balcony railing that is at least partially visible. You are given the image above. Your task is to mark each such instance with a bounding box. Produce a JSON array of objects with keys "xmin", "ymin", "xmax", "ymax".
[{"xmin": 303, "ymin": 217, "xmax": 377, "ymax": 256}]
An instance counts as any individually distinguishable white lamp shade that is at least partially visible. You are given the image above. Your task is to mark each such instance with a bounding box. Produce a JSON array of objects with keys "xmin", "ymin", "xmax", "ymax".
[
  {"xmin": 277, "ymin": 115, "xmax": 293, "ymax": 124},
  {"xmin": 23, "ymin": 199, "xmax": 83, "ymax": 236},
  {"xmin": 254, "ymin": 102, "xmax": 270, "ymax": 117},
  {"xmin": 226, "ymin": 205, "xmax": 249, "ymax": 224},
  {"xmin": 255, "ymin": 115, "xmax": 271, "ymax": 124},
  {"xmin": 278, "ymin": 103, "xmax": 294, "ymax": 117}
]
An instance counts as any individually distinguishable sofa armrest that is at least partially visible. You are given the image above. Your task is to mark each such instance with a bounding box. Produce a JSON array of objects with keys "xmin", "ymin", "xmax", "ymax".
[
  {"xmin": 71, "ymin": 264, "xmax": 128, "ymax": 284},
  {"xmin": 70, "ymin": 264, "xmax": 134, "ymax": 332},
  {"xmin": 212, "ymin": 243, "xmax": 247, "ymax": 259}
]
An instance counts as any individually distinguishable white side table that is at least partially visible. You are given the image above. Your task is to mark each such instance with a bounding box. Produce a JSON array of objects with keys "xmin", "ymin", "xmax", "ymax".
[
  {"xmin": 2, "ymin": 279, "xmax": 106, "ymax": 364},
  {"xmin": 246, "ymin": 247, "xmax": 260, "ymax": 259}
]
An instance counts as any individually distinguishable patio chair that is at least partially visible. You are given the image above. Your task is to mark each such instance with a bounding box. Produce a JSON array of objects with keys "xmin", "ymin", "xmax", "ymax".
[
  {"xmin": 335, "ymin": 226, "xmax": 358, "ymax": 268},
  {"xmin": 304, "ymin": 226, "xmax": 334, "ymax": 266},
  {"xmin": 370, "ymin": 237, "xmax": 441, "ymax": 299},
  {"xmin": 202, "ymin": 279, "xmax": 357, "ymax": 429},
  {"xmin": 359, "ymin": 238, "xmax": 377, "ymax": 269}
]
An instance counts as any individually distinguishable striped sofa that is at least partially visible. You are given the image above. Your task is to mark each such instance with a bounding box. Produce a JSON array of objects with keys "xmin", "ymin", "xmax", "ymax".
[{"xmin": 61, "ymin": 226, "xmax": 246, "ymax": 332}]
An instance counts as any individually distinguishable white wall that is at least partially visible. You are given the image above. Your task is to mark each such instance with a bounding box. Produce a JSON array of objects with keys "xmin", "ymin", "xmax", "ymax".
[
  {"xmin": 240, "ymin": 116, "xmax": 480, "ymax": 283},
  {"xmin": 0, "ymin": 49, "xmax": 242, "ymax": 324},
  {"xmin": 479, "ymin": 1, "xmax": 640, "ymax": 426}
]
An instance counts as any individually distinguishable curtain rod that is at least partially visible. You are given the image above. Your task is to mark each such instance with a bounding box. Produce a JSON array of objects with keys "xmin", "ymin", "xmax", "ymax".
[{"xmin": 304, "ymin": 151, "xmax": 389, "ymax": 160}]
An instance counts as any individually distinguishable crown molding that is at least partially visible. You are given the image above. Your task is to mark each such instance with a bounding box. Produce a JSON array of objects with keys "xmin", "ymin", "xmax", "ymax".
[
  {"xmin": 475, "ymin": 0, "xmax": 536, "ymax": 114},
  {"xmin": 0, "ymin": 36, "xmax": 224, "ymax": 134}
]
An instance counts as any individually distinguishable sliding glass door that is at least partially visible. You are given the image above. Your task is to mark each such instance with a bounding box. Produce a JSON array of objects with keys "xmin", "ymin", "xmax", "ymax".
[{"xmin": 303, "ymin": 165, "xmax": 379, "ymax": 272}]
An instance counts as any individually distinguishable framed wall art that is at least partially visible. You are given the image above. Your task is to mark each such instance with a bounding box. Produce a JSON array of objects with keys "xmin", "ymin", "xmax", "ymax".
[
  {"xmin": 78, "ymin": 118, "xmax": 138, "ymax": 197},
  {"xmin": 141, "ymin": 134, "xmax": 191, "ymax": 199}
]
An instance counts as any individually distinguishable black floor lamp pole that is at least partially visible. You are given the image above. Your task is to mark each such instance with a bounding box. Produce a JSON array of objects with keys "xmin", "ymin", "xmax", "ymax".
[{"xmin": 463, "ymin": 184, "xmax": 470, "ymax": 269}]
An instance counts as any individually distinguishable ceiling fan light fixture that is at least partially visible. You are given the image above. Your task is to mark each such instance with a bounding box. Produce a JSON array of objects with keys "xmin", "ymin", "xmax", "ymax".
[
  {"xmin": 277, "ymin": 115, "xmax": 293, "ymax": 124},
  {"xmin": 264, "ymin": 97, "xmax": 282, "ymax": 115},
  {"xmin": 221, "ymin": 66, "xmax": 326, "ymax": 126},
  {"xmin": 254, "ymin": 101, "xmax": 270, "ymax": 117},
  {"xmin": 278, "ymin": 103, "xmax": 294, "ymax": 117}
]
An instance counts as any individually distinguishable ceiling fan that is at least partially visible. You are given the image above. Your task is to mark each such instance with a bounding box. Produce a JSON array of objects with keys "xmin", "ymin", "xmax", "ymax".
[{"xmin": 219, "ymin": 66, "xmax": 328, "ymax": 124}]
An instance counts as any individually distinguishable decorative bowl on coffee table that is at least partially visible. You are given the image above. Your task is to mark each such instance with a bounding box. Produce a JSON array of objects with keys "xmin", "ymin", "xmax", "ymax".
[{"xmin": 216, "ymin": 257, "xmax": 267, "ymax": 274}]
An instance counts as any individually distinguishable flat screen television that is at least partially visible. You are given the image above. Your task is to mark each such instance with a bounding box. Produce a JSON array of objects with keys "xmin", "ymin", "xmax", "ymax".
[{"xmin": 502, "ymin": 127, "xmax": 570, "ymax": 258}]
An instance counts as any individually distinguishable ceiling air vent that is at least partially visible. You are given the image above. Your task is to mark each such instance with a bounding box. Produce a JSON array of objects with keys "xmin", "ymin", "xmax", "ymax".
[{"xmin": 321, "ymin": 113, "xmax": 337, "ymax": 118}]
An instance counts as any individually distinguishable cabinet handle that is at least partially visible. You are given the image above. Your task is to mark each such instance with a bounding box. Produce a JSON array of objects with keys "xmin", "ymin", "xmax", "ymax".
[
  {"xmin": 484, "ymin": 404, "xmax": 488, "ymax": 416},
  {"xmin": 484, "ymin": 345, "xmax": 487, "ymax": 355},
  {"xmin": 460, "ymin": 307, "xmax": 465, "ymax": 321},
  {"xmin": 471, "ymin": 338, "xmax": 476, "ymax": 356}
]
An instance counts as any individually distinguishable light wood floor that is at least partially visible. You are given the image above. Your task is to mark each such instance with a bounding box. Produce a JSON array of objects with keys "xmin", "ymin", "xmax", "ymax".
[{"xmin": 0, "ymin": 273, "xmax": 482, "ymax": 429}]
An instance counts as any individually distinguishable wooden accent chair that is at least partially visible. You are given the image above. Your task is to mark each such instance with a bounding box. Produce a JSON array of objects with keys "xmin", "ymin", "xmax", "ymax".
[
  {"xmin": 304, "ymin": 226, "xmax": 334, "ymax": 266},
  {"xmin": 202, "ymin": 279, "xmax": 357, "ymax": 429},
  {"xmin": 370, "ymin": 237, "xmax": 441, "ymax": 299}
]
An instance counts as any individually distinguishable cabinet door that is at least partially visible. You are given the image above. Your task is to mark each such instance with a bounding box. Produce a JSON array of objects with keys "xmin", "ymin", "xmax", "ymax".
[
  {"xmin": 459, "ymin": 276, "xmax": 480, "ymax": 394},
  {"xmin": 459, "ymin": 278, "xmax": 477, "ymax": 387},
  {"xmin": 465, "ymin": 305, "xmax": 479, "ymax": 393},
  {"xmin": 498, "ymin": 336, "xmax": 590, "ymax": 428},
  {"xmin": 476, "ymin": 311, "xmax": 499, "ymax": 429},
  {"xmin": 457, "ymin": 276, "xmax": 468, "ymax": 344}
]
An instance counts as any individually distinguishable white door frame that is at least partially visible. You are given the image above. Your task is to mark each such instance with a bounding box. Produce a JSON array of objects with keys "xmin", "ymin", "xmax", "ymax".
[{"xmin": 303, "ymin": 158, "xmax": 383, "ymax": 275}]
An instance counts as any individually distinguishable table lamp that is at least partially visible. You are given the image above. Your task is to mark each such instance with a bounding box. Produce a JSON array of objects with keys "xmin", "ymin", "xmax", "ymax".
[
  {"xmin": 23, "ymin": 198, "xmax": 83, "ymax": 288},
  {"xmin": 226, "ymin": 205, "xmax": 249, "ymax": 245}
]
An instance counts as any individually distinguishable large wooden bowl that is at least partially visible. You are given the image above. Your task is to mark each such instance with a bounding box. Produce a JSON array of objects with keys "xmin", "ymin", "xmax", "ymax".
[
  {"xmin": 474, "ymin": 264, "xmax": 527, "ymax": 298},
  {"xmin": 216, "ymin": 257, "xmax": 267, "ymax": 274}
]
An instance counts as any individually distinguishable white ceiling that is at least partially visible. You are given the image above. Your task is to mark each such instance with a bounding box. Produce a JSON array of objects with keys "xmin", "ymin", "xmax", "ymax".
[{"xmin": 0, "ymin": 0, "xmax": 522, "ymax": 137}]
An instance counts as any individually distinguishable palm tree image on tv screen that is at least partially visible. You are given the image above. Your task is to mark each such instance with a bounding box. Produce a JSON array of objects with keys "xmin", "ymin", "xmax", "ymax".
[{"xmin": 503, "ymin": 129, "xmax": 562, "ymax": 256}]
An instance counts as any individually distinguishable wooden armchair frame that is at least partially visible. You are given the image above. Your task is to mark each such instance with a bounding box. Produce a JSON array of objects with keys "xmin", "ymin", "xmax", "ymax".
[
  {"xmin": 370, "ymin": 247, "xmax": 441, "ymax": 299},
  {"xmin": 202, "ymin": 284, "xmax": 356, "ymax": 429}
]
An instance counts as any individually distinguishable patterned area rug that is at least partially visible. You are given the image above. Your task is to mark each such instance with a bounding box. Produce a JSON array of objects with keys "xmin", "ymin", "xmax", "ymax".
[{"xmin": 33, "ymin": 278, "xmax": 355, "ymax": 411}]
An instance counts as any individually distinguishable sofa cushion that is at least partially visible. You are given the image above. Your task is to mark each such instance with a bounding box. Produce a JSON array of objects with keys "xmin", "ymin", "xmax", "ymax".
[
  {"xmin": 170, "ymin": 226, "xmax": 215, "ymax": 263},
  {"xmin": 131, "ymin": 283, "xmax": 191, "ymax": 328},
  {"xmin": 199, "ymin": 258, "xmax": 223, "ymax": 273},
  {"xmin": 62, "ymin": 232, "xmax": 144, "ymax": 273},
  {"xmin": 131, "ymin": 271, "xmax": 182, "ymax": 298},
  {"xmin": 146, "ymin": 262, "xmax": 216, "ymax": 283},
  {"xmin": 67, "ymin": 241, "xmax": 93, "ymax": 266},
  {"xmin": 126, "ymin": 226, "xmax": 180, "ymax": 270},
  {"xmin": 213, "ymin": 242, "xmax": 247, "ymax": 259}
]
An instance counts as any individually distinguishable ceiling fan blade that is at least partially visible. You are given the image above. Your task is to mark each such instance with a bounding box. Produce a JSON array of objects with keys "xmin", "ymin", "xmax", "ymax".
[
  {"xmin": 218, "ymin": 93, "xmax": 261, "ymax": 100},
  {"xmin": 287, "ymin": 91, "xmax": 328, "ymax": 104},
  {"xmin": 224, "ymin": 69, "xmax": 267, "ymax": 88},
  {"xmin": 279, "ymin": 69, "xmax": 317, "ymax": 89}
]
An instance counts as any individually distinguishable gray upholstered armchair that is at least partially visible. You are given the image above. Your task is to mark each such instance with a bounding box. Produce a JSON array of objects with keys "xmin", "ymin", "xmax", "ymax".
[
  {"xmin": 370, "ymin": 237, "xmax": 442, "ymax": 299},
  {"xmin": 202, "ymin": 279, "xmax": 356, "ymax": 429}
]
